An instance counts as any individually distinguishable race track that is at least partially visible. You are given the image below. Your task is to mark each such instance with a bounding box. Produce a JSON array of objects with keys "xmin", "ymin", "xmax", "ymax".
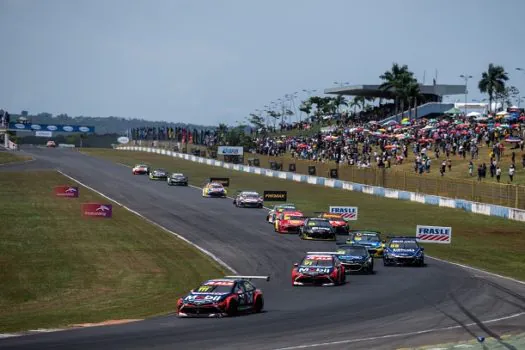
[{"xmin": 1, "ymin": 147, "xmax": 524, "ymax": 350}]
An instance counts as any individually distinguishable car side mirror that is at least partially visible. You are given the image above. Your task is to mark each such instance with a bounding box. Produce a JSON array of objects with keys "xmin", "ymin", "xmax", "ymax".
[
  {"xmin": 421, "ymin": 247, "xmax": 425, "ymax": 251},
  {"xmin": 293, "ymin": 263, "xmax": 299, "ymax": 267}
]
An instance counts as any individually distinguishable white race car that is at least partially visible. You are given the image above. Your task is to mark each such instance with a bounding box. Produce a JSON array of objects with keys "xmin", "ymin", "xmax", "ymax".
[{"xmin": 266, "ymin": 203, "xmax": 297, "ymax": 223}]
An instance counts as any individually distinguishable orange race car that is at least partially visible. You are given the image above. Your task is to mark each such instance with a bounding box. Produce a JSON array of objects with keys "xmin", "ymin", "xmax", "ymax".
[
  {"xmin": 274, "ymin": 211, "xmax": 306, "ymax": 234},
  {"xmin": 316, "ymin": 212, "xmax": 349, "ymax": 234}
]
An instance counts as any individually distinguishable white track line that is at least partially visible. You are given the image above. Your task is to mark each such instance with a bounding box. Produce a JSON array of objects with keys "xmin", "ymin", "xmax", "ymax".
[
  {"xmin": 56, "ymin": 169, "xmax": 238, "ymax": 275},
  {"xmin": 272, "ymin": 312, "xmax": 525, "ymax": 349}
]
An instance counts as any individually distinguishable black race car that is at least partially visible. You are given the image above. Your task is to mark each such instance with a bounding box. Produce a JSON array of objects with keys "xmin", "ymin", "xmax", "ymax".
[
  {"xmin": 176, "ymin": 275, "xmax": 269, "ymax": 317},
  {"xmin": 383, "ymin": 236, "xmax": 425, "ymax": 267},
  {"xmin": 168, "ymin": 173, "xmax": 188, "ymax": 186},
  {"xmin": 299, "ymin": 218, "xmax": 336, "ymax": 241},
  {"xmin": 334, "ymin": 244, "xmax": 374, "ymax": 274}
]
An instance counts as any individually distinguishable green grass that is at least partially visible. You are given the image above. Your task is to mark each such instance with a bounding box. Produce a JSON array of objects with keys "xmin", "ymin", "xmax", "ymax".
[
  {"xmin": 83, "ymin": 149, "xmax": 525, "ymax": 281},
  {"xmin": 0, "ymin": 151, "xmax": 32, "ymax": 165},
  {"xmin": 0, "ymin": 171, "xmax": 227, "ymax": 332}
]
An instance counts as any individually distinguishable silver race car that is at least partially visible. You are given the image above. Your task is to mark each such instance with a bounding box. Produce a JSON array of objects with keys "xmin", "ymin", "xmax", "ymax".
[{"xmin": 233, "ymin": 191, "xmax": 264, "ymax": 208}]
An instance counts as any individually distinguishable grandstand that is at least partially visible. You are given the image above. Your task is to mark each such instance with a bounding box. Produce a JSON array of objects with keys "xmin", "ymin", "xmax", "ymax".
[{"xmin": 324, "ymin": 83, "xmax": 466, "ymax": 123}]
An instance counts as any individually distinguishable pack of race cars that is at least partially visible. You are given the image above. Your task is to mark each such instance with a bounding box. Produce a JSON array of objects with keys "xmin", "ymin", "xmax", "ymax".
[{"xmin": 130, "ymin": 163, "xmax": 426, "ymax": 318}]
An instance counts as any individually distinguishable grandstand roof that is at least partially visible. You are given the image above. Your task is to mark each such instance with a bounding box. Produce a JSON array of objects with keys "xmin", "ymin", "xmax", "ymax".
[{"xmin": 324, "ymin": 84, "xmax": 466, "ymax": 99}]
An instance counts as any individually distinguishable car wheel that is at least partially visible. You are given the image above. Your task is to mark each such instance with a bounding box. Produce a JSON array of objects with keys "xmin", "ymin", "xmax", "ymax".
[
  {"xmin": 383, "ymin": 259, "xmax": 390, "ymax": 266},
  {"xmin": 226, "ymin": 299, "xmax": 238, "ymax": 316},
  {"xmin": 254, "ymin": 296, "xmax": 264, "ymax": 313}
]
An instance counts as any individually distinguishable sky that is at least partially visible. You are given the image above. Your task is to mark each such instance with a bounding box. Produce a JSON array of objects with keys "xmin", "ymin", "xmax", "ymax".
[{"xmin": 1, "ymin": 0, "xmax": 525, "ymax": 126}]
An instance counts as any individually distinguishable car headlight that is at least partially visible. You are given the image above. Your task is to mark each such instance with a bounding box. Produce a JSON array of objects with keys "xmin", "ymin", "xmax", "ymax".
[{"xmin": 367, "ymin": 257, "xmax": 372, "ymax": 263}]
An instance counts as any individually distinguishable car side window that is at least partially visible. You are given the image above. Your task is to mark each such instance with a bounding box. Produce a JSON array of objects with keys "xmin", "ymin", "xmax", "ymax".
[
  {"xmin": 243, "ymin": 281, "xmax": 255, "ymax": 292},
  {"xmin": 234, "ymin": 283, "xmax": 244, "ymax": 294}
]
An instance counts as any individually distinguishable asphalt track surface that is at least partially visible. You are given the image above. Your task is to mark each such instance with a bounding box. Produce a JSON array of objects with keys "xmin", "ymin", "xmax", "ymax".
[{"xmin": 1, "ymin": 147, "xmax": 524, "ymax": 350}]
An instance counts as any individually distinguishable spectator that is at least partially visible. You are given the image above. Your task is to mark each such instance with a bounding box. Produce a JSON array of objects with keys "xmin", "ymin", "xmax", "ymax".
[
  {"xmin": 496, "ymin": 166, "xmax": 502, "ymax": 182},
  {"xmin": 509, "ymin": 165, "xmax": 515, "ymax": 182}
]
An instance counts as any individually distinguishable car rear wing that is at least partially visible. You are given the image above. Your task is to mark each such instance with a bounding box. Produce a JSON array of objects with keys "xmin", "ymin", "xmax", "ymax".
[{"xmin": 224, "ymin": 275, "xmax": 270, "ymax": 282}]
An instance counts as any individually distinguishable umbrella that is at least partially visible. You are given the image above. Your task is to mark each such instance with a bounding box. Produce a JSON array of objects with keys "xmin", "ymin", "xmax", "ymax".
[
  {"xmin": 467, "ymin": 111, "xmax": 481, "ymax": 117},
  {"xmin": 382, "ymin": 120, "xmax": 398, "ymax": 126},
  {"xmin": 505, "ymin": 137, "xmax": 522, "ymax": 143},
  {"xmin": 496, "ymin": 111, "xmax": 509, "ymax": 116},
  {"xmin": 445, "ymin": 107, "xmax": 463, "ymax": 115}
]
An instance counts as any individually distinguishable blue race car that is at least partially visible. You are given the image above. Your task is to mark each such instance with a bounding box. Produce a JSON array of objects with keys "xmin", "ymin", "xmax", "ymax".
[
  {"xmin": 334, "ymin": 244, "xmax": 374, "ymax": 274},
  {"xmin": 346, "ymin": 230, "xmax": 386, "ymax": 257},
  {"xmin": 383, "ymin": 236, "xmax": 425, "ymax": 267}
]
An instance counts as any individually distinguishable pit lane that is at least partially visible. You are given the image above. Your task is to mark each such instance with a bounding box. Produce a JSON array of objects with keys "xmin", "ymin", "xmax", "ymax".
[{"xmin": 1, "ymin": 147, "xmax": 523, "ymax": 350}]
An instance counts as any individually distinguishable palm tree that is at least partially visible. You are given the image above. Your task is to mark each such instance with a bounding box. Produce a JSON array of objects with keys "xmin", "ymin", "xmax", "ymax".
[
  {"xmin": 332, "ymin": 95, "xmax": 347, "ymax": 113},
  {"xmin": 299, "ymin": 101, "xmax": 312, "ymax": 122},
  {"xmin": 478, "ymin": 63, "xmax": 509, "ymax": 113},
  {"xmin": 379, "ymin": 63, "xmax": 415, "ymax": 114}
]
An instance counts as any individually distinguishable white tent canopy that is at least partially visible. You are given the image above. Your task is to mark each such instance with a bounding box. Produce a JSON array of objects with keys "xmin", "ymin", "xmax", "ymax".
[
  {"xmin": 466, "ymin": 111, "xmax": 481, "ymax": 117},
  {"xmin": 496, "ymin": 111, "xmax": 509, "ymax": 116}
]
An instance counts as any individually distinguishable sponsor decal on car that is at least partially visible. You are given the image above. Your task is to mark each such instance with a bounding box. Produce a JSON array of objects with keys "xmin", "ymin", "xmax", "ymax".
[
  {"xmin": 54, "ymin": 186, "xmax": 79, "ymax": 198},
  {"xmin": 82, "ymin": 203, "xmax": 113, "ymax": 218},
  {"xmin": 210, "ymin": 177, "xmax": 230, "ymax": 186}
]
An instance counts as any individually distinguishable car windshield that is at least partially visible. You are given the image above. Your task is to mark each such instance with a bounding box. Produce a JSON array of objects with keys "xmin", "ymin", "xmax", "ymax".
[
  {"xmin": 243, "ymin": 193, "xmax": 259, "ymax": 198},
  {"xmin": 301, "ymin": 256, "xmax": 333, "ymax": 267},
  {"xmin": 156, "ymin": 169, "xmax": 166, "ymax": 172},
  {"xmin": 286, "ymin": 215, "xmax": 303, "ymax": 220},
  {"xmin": 352, "ymin": 234, "xmax": 380, "ymax": 242},
  {"xmin": 172, "ymin": 173, "xmax": 184, "ymax": 177},
  {"xmin": 211, "ymin": 184, "xmax": 223, "ymax": 188},
  {"xmin": 336, "ymin": 246, "xmax": 367, "ymax": 256},
  {"xmin": 389, "ymin": 240, "xmax": 419, "ymax": 249},
  {"xmin": 195, "ymin": 281, "xmax": 234, "ymax": 293},
  {"xmin": 307, "ymin": 220, "xmax": 331, "ymax": 228}
]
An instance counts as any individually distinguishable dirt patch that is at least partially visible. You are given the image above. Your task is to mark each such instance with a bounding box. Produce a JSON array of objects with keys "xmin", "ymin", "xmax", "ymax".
[{"xmin": 70, "ymin": 319, "xmax": 143, "ymax": 328}]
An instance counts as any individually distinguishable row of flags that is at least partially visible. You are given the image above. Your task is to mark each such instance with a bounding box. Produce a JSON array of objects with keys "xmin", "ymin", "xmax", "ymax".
[{"xmin": 129, "ymin": 127, "xmax": 216, "ymax": 145}]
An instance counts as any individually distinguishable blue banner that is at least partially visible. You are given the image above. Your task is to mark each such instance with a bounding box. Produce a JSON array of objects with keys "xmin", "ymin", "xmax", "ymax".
[{"xmin": 8, "ymin": 123, "xmax": 95, "ymax": 133}]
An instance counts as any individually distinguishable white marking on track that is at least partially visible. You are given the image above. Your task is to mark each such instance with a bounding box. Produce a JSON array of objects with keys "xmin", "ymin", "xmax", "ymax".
[
  {"xmin": 56, "ymin": 169, "xmax": 238, "ymax": 275},
  {"xmin": 272, "ymin": 312, "xmax": 525, "ymax": 349}
]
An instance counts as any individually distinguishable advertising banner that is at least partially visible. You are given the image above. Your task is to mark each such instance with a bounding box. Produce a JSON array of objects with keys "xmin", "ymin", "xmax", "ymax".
[
  {"xmin": 416, "ymin": 225, "xmax": 452, "ymax": 244},
  {"xmin": 8, "ymin": 123, "xmax": 95, "ymax": 133},
  {"xmin": 217, "ymin": 146, "xmax": 243, "ymax": 155},
  {"xmin": 82, "ymin": 203, "xmax": 113, "ymax": 218},
  {"xmin": 329, "ymin": 206, "xmax": 358, "ymax": 220},
  {"xmin": 263, "ymin": 190, "xmax": 287, "ymax": 201},
  {"xmin": 54, "ymin": 186, "xmax": 79, "ymax": 198},
  {"xmin": 35, "ymin": 131, "xmax": 52, "ymax": 137}
]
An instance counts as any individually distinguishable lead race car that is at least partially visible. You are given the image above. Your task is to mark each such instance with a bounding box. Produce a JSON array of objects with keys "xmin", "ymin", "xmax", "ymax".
[
  {"xmin": 177, "ymin": 276, "xmax": 269, "ymax": 317},
  {"xmin": 383, "ymin": 236, "xmax": 425, "ymax": 267},
  {"xmin": 233, "ymin": 191, "xmax": 264, "ymax": 208},
  {"xmin": 202, "ymin": 182, "xmax": 227, "ymax": 197},
  {"xmin": 149, "ymin": 168, "xmax": 168, "ymax": 180},
  {"xmin": 291, "ymin": 252, "xmax": 345, "ymax": 286},
  {"xmin": 132, "ymin": 164, "xmax": 150, "ymax": 175},
  {"xmin": 167, "ymin": 172, "xmax": 188, "ymax": 186},
  {"xmin": 266, "ymin": 203, "xmax": 297, "ymax": 223}
]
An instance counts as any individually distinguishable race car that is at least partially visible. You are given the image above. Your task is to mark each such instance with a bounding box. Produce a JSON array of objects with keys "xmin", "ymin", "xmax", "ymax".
[
  {"xmin": 299, "ymin": 218, "xmax": 336, "ymax": 241},
  {"xmin": 334, "ymin": 244, "xmax": 374, "ymax": 274},
  {"xmin": 383, "ymin": 236, "xmax": 425, "ymax": 267},
  {"xmin": 291, "ymin": 252, "xmax": 345, "ymax": 286},
  {"xmin": 346, "ymin": 230, "xmax": 386, "ymax": 257},
  {"xmin": 316, "ymin": 212, "xmax": 349, "ymax": 234},
  {"xmin": 177, "ymin": 275, "xmax": 269, "ymax": 317},
  {"xmin": 266, "ymin": 203, "xmax": 297, "ymax": 223},
  {"xmin": 167, "ymin": 173, "xmax": 188, "ymax": 186},
  {"xmin": 274, "ymin": 211, "xmax": 305, "ymax": 233},
  {"xmin": 46, "ymin": 140, "xmax": 56, "ymax": 148},
  {"xmin": 149, "ymin": 168, "xmax": 168, "ymax": 180},
  {"xmin": 233, "ymin": 191, "xmax": 263, "ymax": 208},
  {"xmin": 132, "ymin": 164, "xmax": 150, "ymax": 175},
  {"xmin": 202, "ymin": 182, "xmax": 227, "ymax": 197}
]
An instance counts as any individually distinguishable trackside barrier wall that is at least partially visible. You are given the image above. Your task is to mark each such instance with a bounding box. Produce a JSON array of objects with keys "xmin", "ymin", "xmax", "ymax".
[{"xmin": 118, "ymin": 146, "xmax": 525, "ymax": 223}]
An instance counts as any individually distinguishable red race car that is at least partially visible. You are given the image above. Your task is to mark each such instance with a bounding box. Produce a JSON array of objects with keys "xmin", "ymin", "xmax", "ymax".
[
  {"xmin": 132, "ymin": 164, "xmax": 150, "ymax": 175},
  {"xmin": 291, "ymin": 252, "xmax": 346, "ymax": 286},
  {"xmin": 274, "ymin": 211, "xmax": 305, "ymax": 233},
  {"xmin": 177, "ymin": 276, "xmax": 269, "ymax": 317},
  {"xmin": 316, "ymin": 212, "xmax": 349, "ymax": 234}
]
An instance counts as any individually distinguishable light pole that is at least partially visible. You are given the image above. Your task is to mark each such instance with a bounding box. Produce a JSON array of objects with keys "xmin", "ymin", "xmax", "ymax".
[
  {"xmin": 333, "ymin": 82, "xmax": 349, "ymax": 88},
  {"xmin": 459, "ymin": 74, "xmax": 473, "ymax": 115}
]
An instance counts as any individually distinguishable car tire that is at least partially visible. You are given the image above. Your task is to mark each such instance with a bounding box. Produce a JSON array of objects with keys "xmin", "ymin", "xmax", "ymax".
[
  {"xmin": 226, "ymin": 299, "xmax": 238, "ymax": 317},
  {"xmin": 383, "ymin": 259, "xmax": 391, "ymax": 266},
  {"xmin": 254, "ymin": 296, "xmax": 264, "ymax": 313}
]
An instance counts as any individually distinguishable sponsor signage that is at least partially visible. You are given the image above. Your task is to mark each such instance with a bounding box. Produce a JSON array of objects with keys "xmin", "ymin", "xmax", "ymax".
[
  {"xmin": 58, "ymin": 144, "xmax": 75, "ymax": 148},
  {"xmin": 263, "ymin": 190, "xmax": 287, "ymax": 201},
  {"xmin": 35, "ymin": 130, "xmax": 52, "ymax": 137},
  {"xmin": 416, "ymin": 225, "xmax": 452, "ymax": 244},
  {"xmin": 8, "ymin": 123, "xmax": 95, "ymax": 133},
  {"xmin": 210, "ymin": 177, "xmax": 230, "ymax": 187},
  {"xmin": 217, "ymin": 146, "xmax": 243, "ymax": 155},
  {"xmin": 329, "ymin": 206, "xmax": 358, "ymax": 220},
  {"xmin": 117, "ymin": 136, "xmax": 130, "ymax": 144},
  {"xmin": 54, "ymin": 186, "xmax": 79, "ymax": 198},
  {"xmin": 82, "ymin": 203, "xmax": 113, "ymax": 218}
]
